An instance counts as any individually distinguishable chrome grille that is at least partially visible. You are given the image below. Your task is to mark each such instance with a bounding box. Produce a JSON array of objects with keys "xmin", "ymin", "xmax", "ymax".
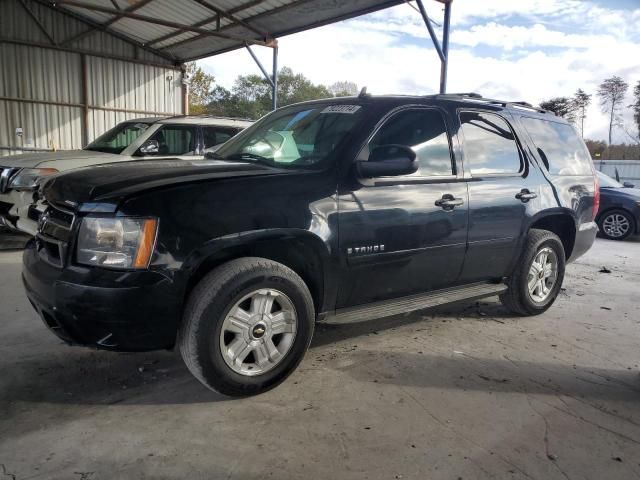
[{"xmin": 36, "ymin": 203, "xmax": 76, "ymax": 268}]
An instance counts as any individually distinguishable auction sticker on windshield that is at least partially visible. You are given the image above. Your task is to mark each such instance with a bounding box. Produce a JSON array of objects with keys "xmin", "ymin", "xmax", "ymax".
[{"xmin": 321, "ymin": 105, "xmax": 361, "ymax": 114}]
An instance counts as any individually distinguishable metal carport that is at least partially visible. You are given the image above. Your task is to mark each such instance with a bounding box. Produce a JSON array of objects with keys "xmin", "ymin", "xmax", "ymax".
[{"xmin": 1, "ymin": 0, "xmax": 452, "ymax": 155}]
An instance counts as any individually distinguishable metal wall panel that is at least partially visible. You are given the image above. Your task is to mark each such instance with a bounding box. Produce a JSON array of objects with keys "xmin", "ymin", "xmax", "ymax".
[
  {"xmin": 1, "ymin": 0, "xmax": 183, "ymax": 156},
  {"xmin": 596, "ymin": 161, "xmax": 640, "ymax": 183},
  {"xmin": 0, "ymin": 100, "xmax": 83, "ymax": 153}
]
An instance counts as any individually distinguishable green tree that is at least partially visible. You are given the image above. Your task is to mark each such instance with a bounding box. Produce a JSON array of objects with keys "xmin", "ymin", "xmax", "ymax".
[
  {"xmin": 598, "ymin": 76, "xmax": 629, "ymax": 145},
  {"xmin": 329, "ymin": 81, "xmax": 359, "ymax": 97},
  {"xmin": 207, "ymin": 66, "xmax": 342, "ymax": 120},
  {"xmin": 572, "ymin": 89, "xmax": 592, "ymax": 138},
  {"xmin": 539, "ymin": 97, "xmax": 576, "ymax": 122},
  {"xmin": 186, "ymin": 63, "xmax": 215, "ymax": 115}
]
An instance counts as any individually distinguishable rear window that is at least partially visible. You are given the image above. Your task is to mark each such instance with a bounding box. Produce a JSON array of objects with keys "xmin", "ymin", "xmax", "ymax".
[{"xmin": 520, "ymin": 117, "xmax": 593, "ymax": 175}]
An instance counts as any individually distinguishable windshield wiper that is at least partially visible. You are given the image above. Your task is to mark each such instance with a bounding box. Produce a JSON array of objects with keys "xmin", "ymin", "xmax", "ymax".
[{"xmin": 224, "ymin": 153, "xmax": 276, "ymax": 166}]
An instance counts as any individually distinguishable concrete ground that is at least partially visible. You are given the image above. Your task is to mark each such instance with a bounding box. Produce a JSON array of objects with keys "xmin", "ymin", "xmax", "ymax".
[{"xmin": 1, "ymin": 234, "xmax": 639, "ymax": 480}]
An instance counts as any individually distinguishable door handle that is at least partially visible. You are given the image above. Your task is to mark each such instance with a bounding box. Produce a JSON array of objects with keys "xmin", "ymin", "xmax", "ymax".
[
  {"xmin": 516, "ymin": 189, "xmax": 538, "ymax": 202},
  {"xmin": 435, "ymin": 194, "xmax": 464, "ymax": 210}
]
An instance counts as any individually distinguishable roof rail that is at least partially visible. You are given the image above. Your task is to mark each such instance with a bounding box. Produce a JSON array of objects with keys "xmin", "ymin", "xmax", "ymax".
[{"xmin": 436, "ymin": 92, "xmax": 483, "ymax": 99}]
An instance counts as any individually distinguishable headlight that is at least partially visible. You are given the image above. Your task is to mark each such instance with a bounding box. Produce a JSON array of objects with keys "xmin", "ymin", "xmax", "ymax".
[
  {"xmin": 76, "ymin": 217, "xmax": 158, "ymax": 269},
  {"xmin": 9, "ymin": 168, "xmax": 58, "ymax": 190}
]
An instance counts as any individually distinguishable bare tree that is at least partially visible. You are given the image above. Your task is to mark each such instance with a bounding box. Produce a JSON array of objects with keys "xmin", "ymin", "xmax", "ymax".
[
  {"xmin": 630, "ymin": 80, "xmax": 640, "ymax": 141},
  {"xmin": 572, "ymin": 89, "xmax": 592, "ymax": 138},
  {"xmin": 597, "ymin": 76, "xmax": 628, "ymax": 145}
]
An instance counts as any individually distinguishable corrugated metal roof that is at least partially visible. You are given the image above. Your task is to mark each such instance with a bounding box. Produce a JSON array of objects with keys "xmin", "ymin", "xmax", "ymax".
[{"xmin": 46, "ymin": 0, "xmax": 405, "ymax": 62}]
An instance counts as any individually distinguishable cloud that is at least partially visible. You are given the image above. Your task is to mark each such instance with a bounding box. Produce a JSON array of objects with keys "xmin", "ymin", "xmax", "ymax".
[{"xmin": 197, "ymin": 1, "xmax": 640, "ymax": 142}]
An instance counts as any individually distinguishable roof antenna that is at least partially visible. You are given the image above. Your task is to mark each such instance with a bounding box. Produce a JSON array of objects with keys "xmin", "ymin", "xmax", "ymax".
[{"xmin": 358, "ymin": 86, "xmax": 368, "ymax": 98}]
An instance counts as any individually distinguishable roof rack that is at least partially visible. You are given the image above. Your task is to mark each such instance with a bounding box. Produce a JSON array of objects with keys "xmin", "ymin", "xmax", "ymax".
[{"xmin": 435, "ymin": 93, "xmax": 549, "ymax": 114}]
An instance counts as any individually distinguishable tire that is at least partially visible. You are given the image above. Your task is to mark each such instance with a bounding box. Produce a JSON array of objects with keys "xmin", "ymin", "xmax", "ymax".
[
  {"xmin": 597, "ymin": 209, "xmax": 635, "ymax": 241},
  {"xmin": 178, "ymin": 257, "xmax": 315, "ymax": 396},
  {"xmin": 500, "ymin": 229, "xmax": 566, "ymax": 316}
]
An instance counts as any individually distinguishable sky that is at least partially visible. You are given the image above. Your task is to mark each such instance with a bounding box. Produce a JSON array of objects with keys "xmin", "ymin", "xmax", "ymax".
[{"xmin": 196, "ymin": 0, "xmax": 640, "ymax": 143}]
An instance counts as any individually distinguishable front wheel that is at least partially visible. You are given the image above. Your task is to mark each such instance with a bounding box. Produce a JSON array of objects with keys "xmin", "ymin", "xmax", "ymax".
[
  {"xmin": 500, "ymin": 229, "xmax": 566, "ymax": 316},
  {"xmin": 598, "ymin": 209, "xmax": 635, "ymax": 241},
  {"xmin": 178, "ymin": 257, "xmax": 315, "ymax": 396}
]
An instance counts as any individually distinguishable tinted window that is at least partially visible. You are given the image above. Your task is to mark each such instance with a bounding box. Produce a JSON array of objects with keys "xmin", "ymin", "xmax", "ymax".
[
  {"xmin": 203, "ymin": 126, "xmax": 240, "ymax": 151},
  {"xmin": 146, "ymin": 125, "xmax": 196, "ymax": 156},
  {"xmin": 520, "ymin": 117, "xmax": 593, "ymax": 175},
  {"xmin": 369, "ymin": 109, "xmax": 453, "ymax": 176},
  {"xmin": 460, "ymin": 112, "xmax": 521, "ymax": 175}
]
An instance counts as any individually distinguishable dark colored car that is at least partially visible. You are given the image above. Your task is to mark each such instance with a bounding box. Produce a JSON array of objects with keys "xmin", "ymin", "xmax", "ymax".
[
  {"xmin": 595, "ymin": 171, "xmax": 640, "ymax": 240},
  {"xmin": 22, "ymin": 93, "xmax": 599, "ymax": 396}
]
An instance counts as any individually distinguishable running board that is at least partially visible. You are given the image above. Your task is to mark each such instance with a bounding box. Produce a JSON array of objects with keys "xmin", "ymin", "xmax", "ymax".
[{"xmin": 320, "ymin": 282, "xmax": 508, "ymax": 324}]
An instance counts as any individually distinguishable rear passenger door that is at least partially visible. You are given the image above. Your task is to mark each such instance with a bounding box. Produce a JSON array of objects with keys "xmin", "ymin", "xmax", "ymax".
[
  {"xmin": 457, "ymin": 110, "xmax": 536, "ymax": 282},
  {"xmin": 337, "ymin": 107, "xmax": 469, "ymax": 308}
]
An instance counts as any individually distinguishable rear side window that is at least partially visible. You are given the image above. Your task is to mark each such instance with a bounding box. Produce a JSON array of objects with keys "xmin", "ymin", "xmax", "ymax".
[
  {"xmin": 203, "ymin": 126, "xmax": 240, "ymax": 151},
  {"xmin": 460, "ymin": 111, "xmax": 522, "ymax": 175},
  {"xmin": 369, "ymin": 108, "xmax": 453, "ymax": 177},
  {"xmin": 520, "ymin": 117, "xmax": 593, "ymax": 175}
]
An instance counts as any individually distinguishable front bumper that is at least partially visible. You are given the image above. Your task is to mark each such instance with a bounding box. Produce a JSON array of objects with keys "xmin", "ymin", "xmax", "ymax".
[
  {"xmin": 568, "ymin": 221, "xmax": 598, "ymax": 263},
  {"xmin": 22, "ymin": 240, "xmax": 183, "ymax": 351}
]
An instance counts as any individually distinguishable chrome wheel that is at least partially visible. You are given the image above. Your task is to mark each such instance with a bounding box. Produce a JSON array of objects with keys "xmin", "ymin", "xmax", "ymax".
[
  {"xmin": 602, "ymin": 213, "xmax": 630, "ymax": 238},
  {"xmin": 219, "ymin": 288, "xmax": 297, "ymax": 376},
  {"xmin": 527, "ymin": 247, "xmax": 558, "ymax": 303}
]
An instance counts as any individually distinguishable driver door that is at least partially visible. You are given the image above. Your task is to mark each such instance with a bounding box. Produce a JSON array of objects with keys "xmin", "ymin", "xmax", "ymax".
[
  {"xmin": 138, "ymin": 124, "xmax": 198, "ymax": 159},
  {"xmin": 336, "ymin": 107, "xmax": 469, "ymax": 308}
]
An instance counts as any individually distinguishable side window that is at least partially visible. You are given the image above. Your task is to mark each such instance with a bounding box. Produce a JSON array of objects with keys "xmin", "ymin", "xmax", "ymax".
[
  {"xmin": 203, "ymin": 127, "xmax": 239, "ymax": 151},
  {"xmin": 459, "ymin": 111, "xmax": 522, "ymax": 175},
  {"xmin": 369, "ymin": 108, "xmax": 453, "ymax": 177},
  {"xmin": 145, "ymin": 125, "xmax": 196, "ymax": 156},
  {"xmin": 520, "ymin": 117, "xmax": 593, "ymax": 175}
]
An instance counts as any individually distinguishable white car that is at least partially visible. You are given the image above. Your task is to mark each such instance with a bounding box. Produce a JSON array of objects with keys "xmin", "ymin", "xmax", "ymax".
[{"xmin": 0, "ymin": 116, "xmax": 253, "ymax": 235}]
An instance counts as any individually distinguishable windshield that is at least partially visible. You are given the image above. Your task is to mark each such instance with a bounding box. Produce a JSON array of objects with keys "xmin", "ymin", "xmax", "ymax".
[
  {"xmin": 213, "ymin": 103, "xmax": 365, "ymax": 169},
  {"xmin": 597, "ymin": 171, "xmax": 623, "ymax": 188},
  {"xmin": 85, "ymin": 122, "xmax": 152, "ymax": 154}
]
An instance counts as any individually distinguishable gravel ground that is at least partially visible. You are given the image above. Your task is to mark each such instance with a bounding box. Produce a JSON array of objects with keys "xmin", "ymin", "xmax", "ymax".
[{"xmin": 1, "ymin": 235, "xmax": 639, "ymax": 480}]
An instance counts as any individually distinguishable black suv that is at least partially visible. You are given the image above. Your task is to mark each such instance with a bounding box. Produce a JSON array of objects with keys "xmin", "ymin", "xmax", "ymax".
[{"xmin": 23, "ymin": 93, "xmax": 599, "ymax": 396}]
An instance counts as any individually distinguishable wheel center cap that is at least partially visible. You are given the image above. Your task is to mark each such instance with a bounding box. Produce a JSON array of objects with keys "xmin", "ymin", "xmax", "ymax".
[{"xmin": 252, "ymin": 323, "xmax": 267, "ymax": 339}]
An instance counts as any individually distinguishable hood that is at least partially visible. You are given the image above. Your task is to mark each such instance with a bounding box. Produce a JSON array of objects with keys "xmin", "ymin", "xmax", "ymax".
[
  {"xmin": 601, "ymin": 186, "xmax": 640, "ymax": 200},
  {"xmin": 0, "ymin": 150, "xmax": 119, "ymax": 169},
  {"xmin": 42, "ymin": 159, "xmax": 290, "ymax": 212}
]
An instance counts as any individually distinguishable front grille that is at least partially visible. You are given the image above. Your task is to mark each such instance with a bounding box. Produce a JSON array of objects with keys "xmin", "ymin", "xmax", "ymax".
[{"xmin": 36, "ymin": 203, "xmax": 76, "ymax": 268}]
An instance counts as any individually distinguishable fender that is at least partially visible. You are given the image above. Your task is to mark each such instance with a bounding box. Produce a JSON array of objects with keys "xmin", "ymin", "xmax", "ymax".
[{"xmin": 181, "ymin": 228, "xmax": 337, "ymax": 313}]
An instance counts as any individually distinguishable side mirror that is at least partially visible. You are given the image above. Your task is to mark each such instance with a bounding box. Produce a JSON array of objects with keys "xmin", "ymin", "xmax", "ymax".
[
  {"xmin": 355, "ymin": 144, "xmax": 418, "ymax": 178},
  {"xmin": 623, "ymin": 181, "xmax": 635, "ymax": 188},
  {"xmin": 139, "ymin": 139, "xmax": 159, "ymax": 155}
]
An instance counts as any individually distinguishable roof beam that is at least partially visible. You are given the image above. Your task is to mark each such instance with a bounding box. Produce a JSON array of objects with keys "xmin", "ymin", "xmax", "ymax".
[
  {"xmin": 60, "ymin": 0, "xmax": 157, "ymax": 47},
  {"xmin": 34, "ymin": 0, "xmax": 177, "ymax": 62},
  {"xmin": 162, "ymin": 0, "xmax": 306, "ymax": 52},
  {"xmin": 145, "ymin": 0, "xmax": 266, "ymax": 48},
  {"xmin": 190, "ymin": 0, "xmax": 269, "ymax": 39},
  {"xmin": 52, "ymin": 0, "xmax": 269, "ymax": 46},
  {"xmin": 18, "ymin": 0, "xmax": 57, "ymax": 45}
]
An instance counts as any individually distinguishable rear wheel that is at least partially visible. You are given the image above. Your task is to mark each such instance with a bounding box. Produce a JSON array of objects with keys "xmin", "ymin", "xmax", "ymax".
[
  {"xmin": 501, "ymin": 229, "xmax": 566, "ymax": 316},
  {"xmin": 598, "ymin": 209, "xmax": 635, "ymax": 241},
  {"xmin": 178, "ymin": 257, "xmax": 315, "ymax": 396}
]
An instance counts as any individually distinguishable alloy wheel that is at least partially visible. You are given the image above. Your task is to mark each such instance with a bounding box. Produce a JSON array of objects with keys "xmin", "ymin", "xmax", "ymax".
[
  {"xmin": 602, "ymin": 213, "xmax": 630, "ymax": 239},
  {"xmin": 219, "ymin": 288, "xmax": 297, "ymax": 376},
  {"xmin": 527, "ymin": 246, "xmax": 558, "ymax": 303}
]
